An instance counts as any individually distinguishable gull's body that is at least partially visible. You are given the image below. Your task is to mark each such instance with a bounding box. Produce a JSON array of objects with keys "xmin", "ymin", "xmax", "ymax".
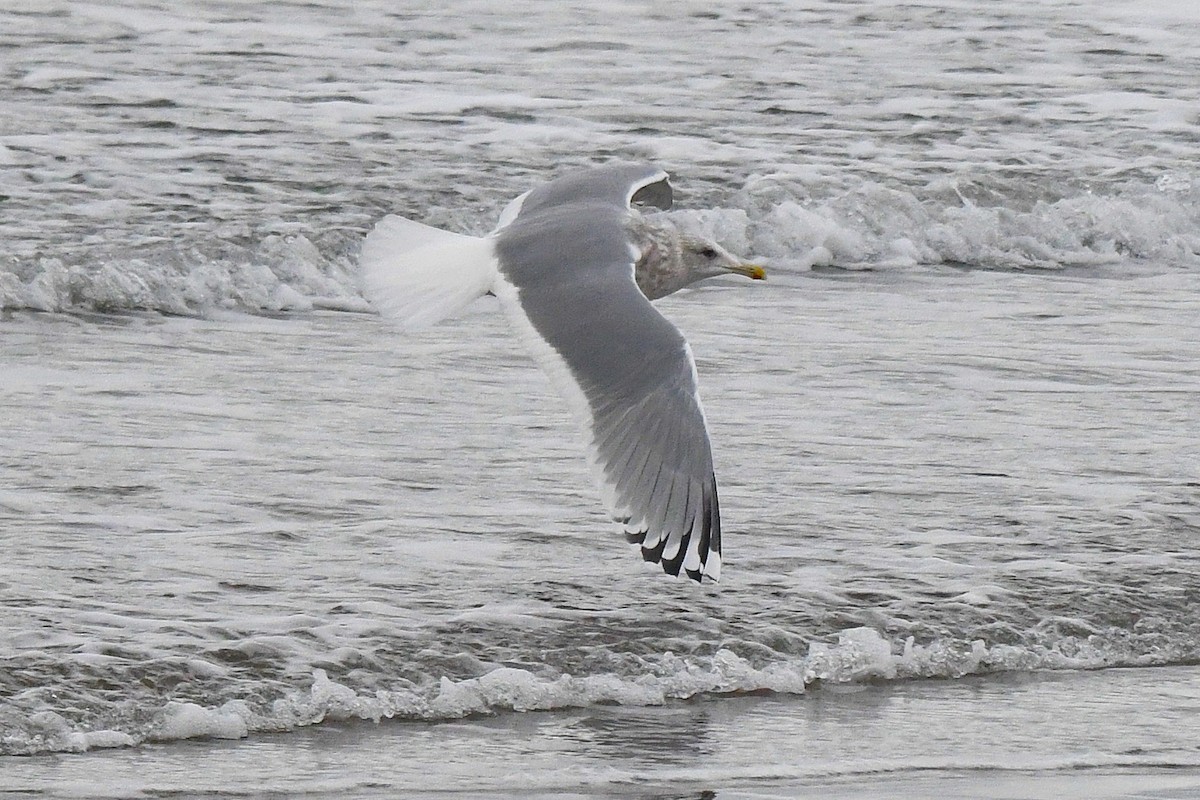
[{"xmin": 361, "ymin": 164, "xmax": 763, "ymax": 582}]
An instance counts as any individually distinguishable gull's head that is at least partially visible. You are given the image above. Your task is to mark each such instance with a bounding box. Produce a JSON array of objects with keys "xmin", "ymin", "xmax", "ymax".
[
  {"xmin": 631, "ymin": 217, "xmax": 765, "ymax": 300},
  {"xmin": 679, "ymin": 234, "xmax": 766, "ymax": 285}
]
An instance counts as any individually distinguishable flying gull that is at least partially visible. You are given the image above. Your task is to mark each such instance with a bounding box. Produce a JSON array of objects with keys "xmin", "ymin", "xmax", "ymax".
[{"xmin": 361, "ymin": 164, "xmax": 764, "ymax": 582}]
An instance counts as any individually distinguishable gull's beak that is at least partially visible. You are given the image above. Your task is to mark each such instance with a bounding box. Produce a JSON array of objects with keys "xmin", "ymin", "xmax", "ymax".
[{"xmin": 728, "ymin": 261, "xmax": 766, "ymax": 281}]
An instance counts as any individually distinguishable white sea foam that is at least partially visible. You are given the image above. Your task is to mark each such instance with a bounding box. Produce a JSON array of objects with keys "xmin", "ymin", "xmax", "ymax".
[
  {"xmin": 3, "ymin": 176, "xmax": 1196, "ymax": 315},
  {"xmin": 153, "ymin": 701, "xmax": 252, "ymax": 742},
  {"xmin": 18, "ymin": 711, "xmax": 135, "ymax": 755},
  {"xmin": 2, "ymin": 0, "xmax": 1198, "ymax": 315},
  {"xmin": 2, "ymin": 0, "xmax": 1198, "ymax": 781},
  {"xmin": 7, "ymin": 623, "xmax": 1190, "ymax": 756},
  {"xmin": 3, "ymin": 279, "xmax": 1199, "ymax": 758}
]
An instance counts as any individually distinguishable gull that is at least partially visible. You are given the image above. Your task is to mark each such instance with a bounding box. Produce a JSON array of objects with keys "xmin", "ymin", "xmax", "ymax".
[{"xmin": 361, "ymin": 164, "xmax": 763, "ymax": 581}]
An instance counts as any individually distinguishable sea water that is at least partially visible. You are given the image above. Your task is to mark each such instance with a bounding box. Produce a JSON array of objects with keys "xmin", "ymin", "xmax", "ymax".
[{"xmin": 2, "ymin": 1, "xmax": 1199, "ymax": 797}]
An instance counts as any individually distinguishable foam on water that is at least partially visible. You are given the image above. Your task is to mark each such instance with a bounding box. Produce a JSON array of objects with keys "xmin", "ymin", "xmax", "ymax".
[
  {"xmin": 4, "ymin": 179, "xmax": 1197, "ymax": 315},
  {"xmin": 2, "ymin": 0, "xmax": 1199, "ymax": 778},
  {"xmin": 6, "ymin": 666, "xmax": 1200, "ymax": 798},
  {"xmin": 3, "ymin": 271, "xmax": 1199, "ymax": 755},
  {"xmin": 3, "ymin": 283, "xmax": 1198, "ymax": 756},
  {"xmin": 0, "ymin": 234, "xmax": 371, "ymax": 316},
  {"xmin": 2, "ymin": 0, "xmax": 1199, "ymax": 315},
  {"xmin": 4, "ymin": 617, "xmax": 1198, "ymax": 756}
]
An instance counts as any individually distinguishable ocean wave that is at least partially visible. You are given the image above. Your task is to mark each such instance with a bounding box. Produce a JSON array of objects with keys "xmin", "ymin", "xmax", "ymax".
[
  {"xmin": 4, "ymin": 624, "xmax": 1196, "ymax": 757},
  {"xmin": 723, "ymin": 172, "xmax": 1200, "ymax": 272},
  {"xmin": 0, "ymin": 233, "xmax": 371, "ymax": 317},
  {"xmin": 2, "ymin": 176, "xmax": 1197, "ymax": 318}
]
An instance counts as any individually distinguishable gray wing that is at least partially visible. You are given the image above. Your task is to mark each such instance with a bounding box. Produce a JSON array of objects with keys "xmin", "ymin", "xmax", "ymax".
[
  {"xmin": 498, "ymin": 164, "xmax": 673, "ymax": 231},
  {"xmin": 492, "ymin": 195, "xmax": 721, "ymax": 582}
]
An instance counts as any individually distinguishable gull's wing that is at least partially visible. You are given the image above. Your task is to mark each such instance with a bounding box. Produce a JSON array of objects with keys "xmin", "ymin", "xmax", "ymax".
[
  {"xmin": 491, "ymin": 198, "xmax": 721, "ymax": 582},
  {"xmin": 495, "ymin": 163, "xmax": 673, "ymax": 233}
]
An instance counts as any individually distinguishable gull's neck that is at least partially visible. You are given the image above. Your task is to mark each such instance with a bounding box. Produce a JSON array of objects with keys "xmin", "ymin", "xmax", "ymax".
[{"xmin": 626, "ymin": 214, "xmax": 687, "ymax": 300}]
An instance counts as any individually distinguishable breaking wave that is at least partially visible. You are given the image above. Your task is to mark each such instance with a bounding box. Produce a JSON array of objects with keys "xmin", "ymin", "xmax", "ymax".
[
  {"xmin": 2, "ymin": 173, "xmax": 1198, "ymax": 318},
  {"xmin": 5, "ymin": 623, "xmax": 1197, "ymax": 756}
]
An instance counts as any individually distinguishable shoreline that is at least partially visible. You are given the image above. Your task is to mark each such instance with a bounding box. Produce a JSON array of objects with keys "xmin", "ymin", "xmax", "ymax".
[{"xmin": 3, "ymin": 665, "xmax": 1198, "ymax": 799}]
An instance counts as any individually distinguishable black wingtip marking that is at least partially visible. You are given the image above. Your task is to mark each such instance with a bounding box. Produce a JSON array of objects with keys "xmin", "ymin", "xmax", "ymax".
[
  {"xmin": 626, "ymin": 474, "xmax": 723, "ymax": 582},
  {"xmin": 709, "ymin": 478, "xmax": 722, "ymax": 558},
  {"xmin": 641, "ymin": 536, "xmax": 666, "ymax": 564},
  {"xmin": 661, "ymin": 546, "xmax": 684, "ymax": 577},
  {"xmin": 696, "ymin": 481, "xmax": 714, "ymax": 568}
]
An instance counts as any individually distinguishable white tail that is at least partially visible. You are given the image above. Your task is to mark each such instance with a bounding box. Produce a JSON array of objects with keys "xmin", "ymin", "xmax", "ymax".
[{"xmin": 360, "ymin": 215, "xmax": 498, "ymax": 329}]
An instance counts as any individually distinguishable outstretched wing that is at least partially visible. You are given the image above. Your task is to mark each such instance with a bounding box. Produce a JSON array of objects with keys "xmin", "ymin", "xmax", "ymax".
[
  {"xmin": 491, "ymin": 190, "xmax": 721, "ymax": 582},
  {"xmin": 494, "ymin": 163, "xmax": 673, "ymax": 233}
]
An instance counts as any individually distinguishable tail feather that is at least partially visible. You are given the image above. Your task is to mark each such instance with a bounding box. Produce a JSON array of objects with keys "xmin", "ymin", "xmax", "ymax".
[{"xmin": 361, "ymin": 215, "xmax": 497, "ymax": 329}]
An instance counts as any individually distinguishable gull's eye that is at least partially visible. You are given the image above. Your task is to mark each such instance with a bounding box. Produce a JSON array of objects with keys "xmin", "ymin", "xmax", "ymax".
[{"xmin": 699, "ymin": 246, "xmax": 717, "ymax": 259}]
